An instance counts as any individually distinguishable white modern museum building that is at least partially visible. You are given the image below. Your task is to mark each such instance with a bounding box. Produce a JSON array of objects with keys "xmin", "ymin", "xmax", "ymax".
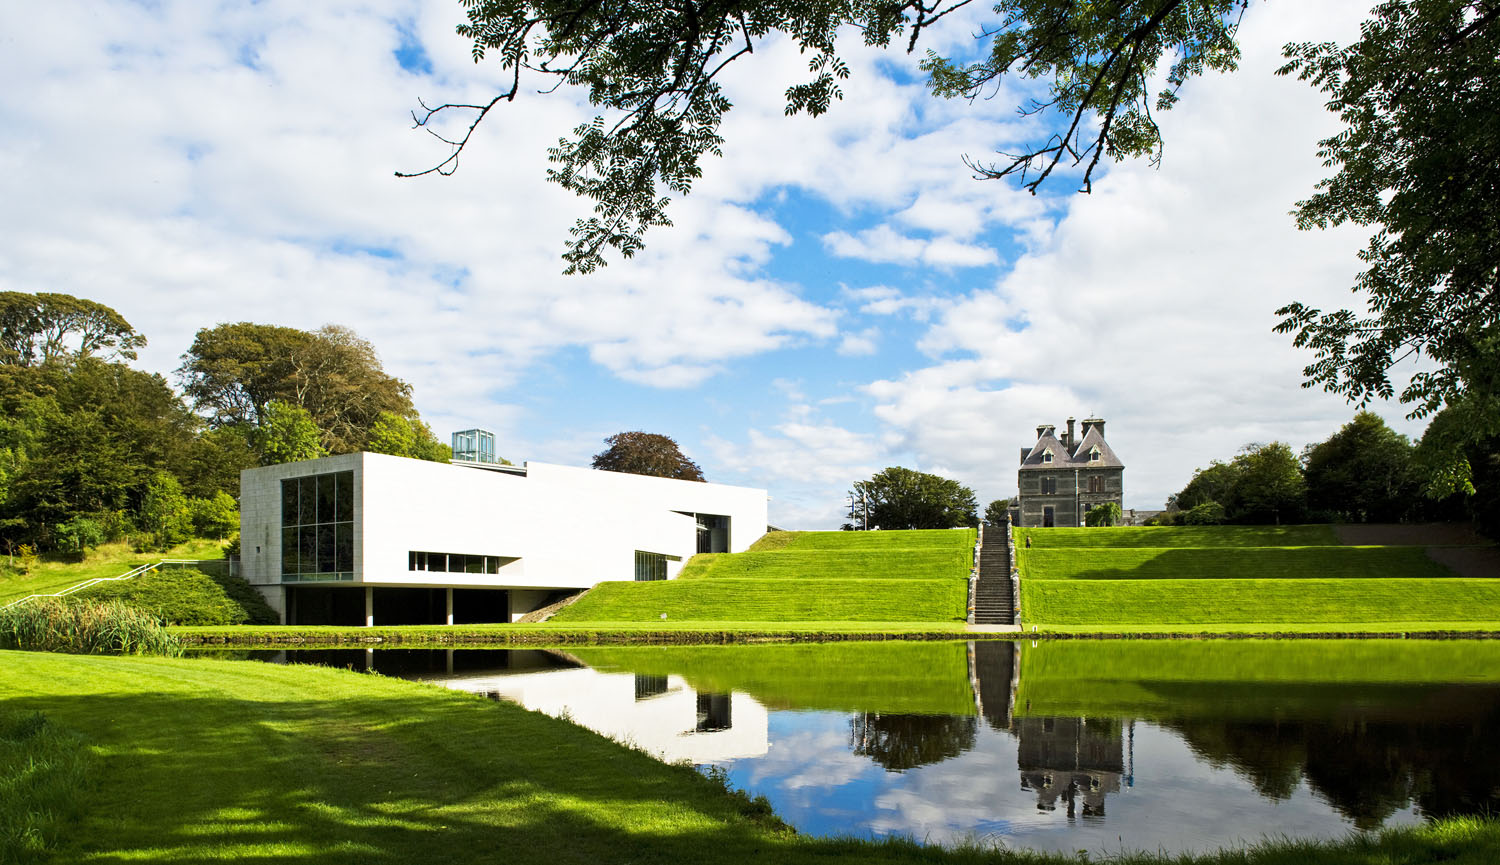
[{"xmin": 237, "ymin": 431, "xmax": 768, "ymax": 626}]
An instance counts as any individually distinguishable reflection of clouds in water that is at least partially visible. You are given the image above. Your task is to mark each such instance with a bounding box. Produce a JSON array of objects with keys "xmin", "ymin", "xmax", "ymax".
[
  {"xmin": 858, "ymin": 722, "xmax": 1414, "ymax": 856},
  {"xmin": 718, "ymin": 713, "xmax": 1423, "ymax": 857},
  {"xmin": 867, "ymin": 725, "xmax": 1021, "ymax": 843},
  {"xmin": 749, "ymin": 726, "xmax": 872, "ymax": 790}
]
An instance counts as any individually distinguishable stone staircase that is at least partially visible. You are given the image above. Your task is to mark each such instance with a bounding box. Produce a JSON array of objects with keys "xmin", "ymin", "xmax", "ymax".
[{"xmin": 972, "ymin": 524, "xmax": 1016, "ymax": 625}]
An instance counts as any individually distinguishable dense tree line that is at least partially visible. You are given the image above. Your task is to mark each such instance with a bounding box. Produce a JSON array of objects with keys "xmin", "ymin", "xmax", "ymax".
[
  {"xmin": 0, "ymin": 293, "xmax": 450, "ymax": 558},
  {"xmin": 844, "ymin": 467, "xmax": 978, "ymax": 531},
  {"xmin": 1159, "ymin": 411, "xmax": 1493, "ymax": 530}
]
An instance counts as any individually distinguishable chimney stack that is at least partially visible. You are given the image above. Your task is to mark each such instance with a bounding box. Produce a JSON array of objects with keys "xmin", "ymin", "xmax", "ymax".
[
  {"xmin": 1065, "ymin": 417, "xmax": 1076, "ymax": 450},
  {"xmin": 1083, "ymin": 417, "xmax": 1105, "ymax": 440}
]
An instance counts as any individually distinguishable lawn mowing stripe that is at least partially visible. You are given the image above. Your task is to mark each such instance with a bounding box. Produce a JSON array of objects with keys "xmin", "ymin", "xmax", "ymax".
[
  {"xmin": 554, "ymin": 577, "xmax": 967, "ymax": 623},
  {"xmin": 1015, "ymin": 526, "xmax": 1339, "ymax": 548},
  {"xmin": 1018, "ymin": 546, "xmax": 1459, "ymax": 580},
  {"xmin": 1021, "ymin": 577, "xmax": 1500, "ymax": 626}
]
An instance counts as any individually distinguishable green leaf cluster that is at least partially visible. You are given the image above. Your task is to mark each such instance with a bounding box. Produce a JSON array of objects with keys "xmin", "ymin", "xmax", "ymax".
[
  {"xmin": 1275, "ymin": 1, "xmax": 1500, "ymax": 424},
  {"xmin": 846, "ymin": 466, "xmax": 977, "ymax": 530},
  {"xmin": 366, "ymin": 411, "xmax": 453, "ymax": 463},
  {"xmin": 591, "ymin": 431, "xmax": 704, "ymax": 480},
  {"xmin": 423, "ymin": 0, "xmax": 1247, "ymax": 270}
]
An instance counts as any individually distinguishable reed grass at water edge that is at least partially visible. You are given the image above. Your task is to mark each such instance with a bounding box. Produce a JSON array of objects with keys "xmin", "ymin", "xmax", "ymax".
[{"xmin": 0, "ymin": 598, "xmax": 182, "ymax": 655}]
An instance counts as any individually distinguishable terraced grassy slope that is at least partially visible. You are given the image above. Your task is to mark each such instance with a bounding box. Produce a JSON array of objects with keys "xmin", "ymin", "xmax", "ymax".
[
  {"xmin": 1023, "ymin": 546, "xmax": 1456, "ymax": 581},
  {"xmin": 1016, "ymin": 525, "xmax": 1498, "ymax": 630},
  {"xmin": 554, "ymin": 529, "xmax": 974, "ymax": 623},
  {"xmin": 1016, "ymin": 525, "xmax": 1339, "ymax": 548}
]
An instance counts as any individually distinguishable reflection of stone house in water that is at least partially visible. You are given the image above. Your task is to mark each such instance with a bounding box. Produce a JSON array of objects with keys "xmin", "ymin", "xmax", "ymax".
[{"xmin": 1015, "ymin": 717, "xmax": 1125, "ymax": 817}]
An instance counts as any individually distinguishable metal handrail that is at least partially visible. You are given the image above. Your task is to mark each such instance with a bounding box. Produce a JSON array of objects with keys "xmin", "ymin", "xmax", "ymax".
[{"xmin": 1, "ymin": 558, "xmax": 230, "ymax": 610}]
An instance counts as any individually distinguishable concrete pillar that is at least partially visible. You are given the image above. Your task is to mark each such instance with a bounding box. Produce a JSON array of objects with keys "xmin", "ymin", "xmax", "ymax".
[
  {"xmin": 446, "ymin": 649, "xmax": 454, "ymax": 674},
  {"xmin": 365, "ymin": 586, "xmax": 374, "ymax": 627},
  {"xmin": 445, "ymin": 588, "xmax": 454, "ymax": 626}
]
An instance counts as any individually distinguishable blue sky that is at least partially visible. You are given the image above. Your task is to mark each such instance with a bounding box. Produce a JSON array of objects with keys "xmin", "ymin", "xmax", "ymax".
[{"xmin": 0, "ymin": 0, "xmax": 1408, "ymax": 527}]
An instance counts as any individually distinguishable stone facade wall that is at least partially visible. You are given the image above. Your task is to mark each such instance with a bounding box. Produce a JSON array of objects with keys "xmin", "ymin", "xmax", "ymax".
[{"xmin": 1016, "ymin": 467, "xmax": 1124, "ymax": 527}]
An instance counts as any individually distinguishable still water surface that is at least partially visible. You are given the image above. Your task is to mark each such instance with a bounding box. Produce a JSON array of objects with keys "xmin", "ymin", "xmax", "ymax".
[{"xmin": 222, "ymin": 640, "xmax": 1500, "ymax": 855}]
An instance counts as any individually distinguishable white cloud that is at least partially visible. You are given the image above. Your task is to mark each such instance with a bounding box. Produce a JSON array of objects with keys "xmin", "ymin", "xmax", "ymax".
[
  {"xmin": 823, "ymin": 225, "xmax": 999, "ymax": 268},
  {"xmin": 838, "ymin": 327, "xmax": 880, "ymax": 356}
]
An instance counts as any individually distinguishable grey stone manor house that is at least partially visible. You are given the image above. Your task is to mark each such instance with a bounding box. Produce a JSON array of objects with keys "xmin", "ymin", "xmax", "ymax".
[{"xmin": 1015, "ymin": 417, "xmax": 1124, "ymax": 527}]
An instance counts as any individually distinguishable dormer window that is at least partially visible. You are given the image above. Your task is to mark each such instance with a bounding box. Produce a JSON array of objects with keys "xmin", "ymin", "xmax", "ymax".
[
  {"xmin": 1089, "ymin": 447, "xmax": 1101, "ymax": 462},
  {"xmin": 1042, "ymin": 450, "xmax": 1053, "ymax": 464}
]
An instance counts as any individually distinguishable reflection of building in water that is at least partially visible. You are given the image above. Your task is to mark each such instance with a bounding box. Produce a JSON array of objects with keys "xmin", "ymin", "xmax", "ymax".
[
  {"xmin": 258, "ymin": 647, "xmax": 579, "ymax": 677},
  {"xmin": 430, "ymin": 665, "xmax": 768, "ymax": 764},
  {"xmin": 1015, "ymin": 717, "xmax": 1125, "ymax": 818},
  {"xmin": 697, "ymin": 693, "xmax": 732, "ymax": 732},
  {"xmin": 969, "ymin": 641, "xmax": 1018, "ymax": 729}
]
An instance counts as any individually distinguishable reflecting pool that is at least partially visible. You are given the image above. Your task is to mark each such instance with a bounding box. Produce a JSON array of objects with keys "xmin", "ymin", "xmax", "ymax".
[{"xmin": 221, "ymin": 640, "xmax": 1500, "ymax": 855}]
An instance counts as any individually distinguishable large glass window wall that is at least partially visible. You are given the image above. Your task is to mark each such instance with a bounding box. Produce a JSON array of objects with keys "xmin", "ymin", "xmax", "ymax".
[
  {"xmin": 281, "ymin": 470, "xmax": 355, "ymax": 582},
  {"xmin": 634, "ymin": 550, "xmax": 680, "ymax": 581}
]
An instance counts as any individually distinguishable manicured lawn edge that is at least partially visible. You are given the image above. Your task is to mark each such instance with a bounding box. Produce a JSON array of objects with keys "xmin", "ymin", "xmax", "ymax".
[{"xmin": 170, "ymin": 622, "xmax": 1500, "ymax": 645}]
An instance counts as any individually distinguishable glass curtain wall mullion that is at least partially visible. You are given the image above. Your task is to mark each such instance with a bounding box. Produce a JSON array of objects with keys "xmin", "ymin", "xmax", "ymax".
[
  {"xmin": 634, "ymin": 550, "xmax": 668, "ymax": 581},
  {"xmin": 407, "ymin": 551, "xmax": 504, "ymax": 574}
]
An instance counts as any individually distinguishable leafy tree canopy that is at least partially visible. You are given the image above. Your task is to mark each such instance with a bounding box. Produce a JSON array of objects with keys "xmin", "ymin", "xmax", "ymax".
[
  {"xmin": 1171, "ymin": 442, "xmax": 1306, "ymax": 524},
  {"xmin": 255, "ymin": 401, "xmax": 328, "ymax": 466},
  {"xmin": 178, "ymin": 323, "xmax": 417, "ymax": 454},
  {"xmin": 845, "ymin": 466, "xmax": 978, "ymax": 530},
  {"xmin": 0, "ymin": 357, "xmax": 201, "ymax": 550},
  {"xmin": 0, "ymin": 291, "xmax": 146, "ymax": 367},
  {"xmin": 1275, "ymin": 1, "xmax": 1500, "ymax": 428},
  {"xmin": 367, "ymin": 411, "xmax": 454, "ymax": 463},
  {"xmin": 405, "ymin": 0, "xmax": 1248, "ymax": 272},
  {"xmin": 1303, "ymin": 411, "xmax": 1416, "ymax": 522},
  {"xmin": 189, "ymin": 491, "xmax": 241, "ymax": 541},
  {"xmin": 138, "ymin": 470, "xmax": 193, "ymax": 551},
  {"xmin": 983, "ymin": 497, "xmax": 1013, "ymax": 526},
  {"xmin": 1227, "ymin": 442, "xmax": 1307, "ymax": 524},
  {"xmin": 591, "ymin": 431, "xmax": 705, "ymax": 480}
]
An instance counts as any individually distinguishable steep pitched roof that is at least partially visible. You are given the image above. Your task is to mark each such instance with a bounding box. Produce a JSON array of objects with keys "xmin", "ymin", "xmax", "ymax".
[
  {"xmin": 1018, "ymin": 423, "xmax": 1125, "ymax": 470},
  {"xmin": 1072, "ymin": 425, "xmax": 1124, "ymax": 468},
  {"xmin": 1019, "ymin": 432, "xmax": 1068, "ymax": 468}
]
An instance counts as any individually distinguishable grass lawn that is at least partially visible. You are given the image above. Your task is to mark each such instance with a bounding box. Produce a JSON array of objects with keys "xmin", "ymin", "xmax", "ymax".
[
  {"xmin": 1021, "ymin": 577, "xmax": 1500, "ymax": 627},
  {"xmin": 1020, "ymin": 546, "xmax": 1458, "ymax": 580},
  {"xmin": 0, "ymin": 539, "xmax": 229, "ymax": 607},
  {"xmin": 3, "ymin": 651, "xmax": 1500, "ymax": 864},
  {"xmin": 1015, "ymin": 525, "xmax": 1339, "ymax": 548},
  {"xmin": 1014, "ymin": 525, "xmax": 1500, "ymax": 631},
  {"xmin": 1014, "ymin": 639, "xmax": 1500, "ymax": 720},
  {"xmin": 753, "ymin": 529, "xmax": 976, "ymax": 552},
  {"xmin": 553, "ymin": 577, "xmax": 966, "ymax": 622},
  {"xmin": 553, "ymin": 529, "xmax": 974, "ymax": 624},
  {"xmin": 676, "ymin": 549, "xmax": 969, "ymax": 580},
  {"xmin": 172, "ymin": 620, "xmax": 973, "ymax": 644}
]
